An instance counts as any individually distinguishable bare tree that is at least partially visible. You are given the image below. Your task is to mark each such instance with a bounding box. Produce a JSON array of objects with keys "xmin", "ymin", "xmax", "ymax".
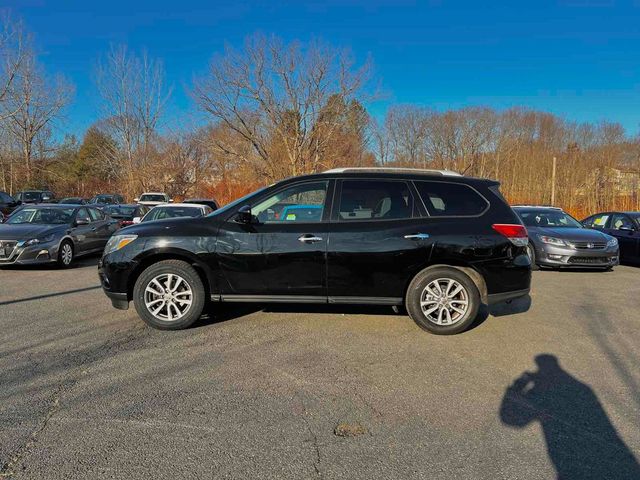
[
  {"xmin": 95, "ymin": 44, "xmax": 172, "ymax": 197},
  {"xmin": 192, "ymin": 33, "xmax": 372, "ymax": 180},
  {"xmin": 1, "ymin": 43, "xmax": 74, "ymax": 183},
  {"xmin": 0, "ymin": 13, "xmax": 27, "ymax": 120}
]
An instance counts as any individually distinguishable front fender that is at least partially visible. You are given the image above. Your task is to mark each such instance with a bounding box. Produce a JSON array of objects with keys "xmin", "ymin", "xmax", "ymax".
[{"xmin": 131, "ymin": 239, "xmax": 219, "ymax": 297}]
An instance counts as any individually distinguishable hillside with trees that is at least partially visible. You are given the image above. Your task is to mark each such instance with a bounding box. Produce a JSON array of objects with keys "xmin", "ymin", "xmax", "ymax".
[{"xmin": 0, "ymin": 14, "xmax": 638, "ymax": 218}]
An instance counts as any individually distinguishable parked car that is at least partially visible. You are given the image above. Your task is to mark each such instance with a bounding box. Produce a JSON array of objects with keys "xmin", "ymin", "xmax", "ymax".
[
  {"xmin": 99, "ymin": 167, "xmax": 531, "ymax": 334},
  {"xmin": 59, "ymin": 197, "xmax": 88, "ymax": 205},
  {"xmin": 103, "ymin": 204, "xmax": 150, "ymax": 227},
  {"xmin": 0, "ymin": 204, "xmax": 119, "ymax": 267},
  {"xmin": 582, "ymin": 211, "xmax": 640, "ymax": 264},
  {"xmin": 135, "ymin": 192, "xmax": 171, "ymax": 207},
  {"xmin": 88, "ymin": 194, "xmax": 124, "ymax": 207},
  {"xmin": 0, "ymin": 191, "xmax": 21, "ymax": 216},
  {"xmin": 513, "ymin": 206, "xmax": 619, "ymax": 270},
  {"xmin": 184, "ymin": 198, "xmax": 219, "ymax": 211},
  {"xmin": 136, "ymin": 203, "xmax": 212, "ymax": 223},
  {"xmin": 15, "ymin": 190, "xmax": 55, "ymax": 204}
]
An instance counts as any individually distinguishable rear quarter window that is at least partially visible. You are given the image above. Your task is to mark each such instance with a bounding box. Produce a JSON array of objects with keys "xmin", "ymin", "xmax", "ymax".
[{"xmin": 414, "ymin": 181, "xmax": 489, "ymax": 217}]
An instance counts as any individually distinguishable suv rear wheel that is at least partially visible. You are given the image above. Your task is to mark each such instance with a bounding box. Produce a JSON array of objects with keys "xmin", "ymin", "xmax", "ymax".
[
  {"xmin": 406, "ymin": 267, "xmax": 480, "ymax": 335},
  {"xmin": 133, "ymin": 260, "xmax": 205, "ymax": 330}
]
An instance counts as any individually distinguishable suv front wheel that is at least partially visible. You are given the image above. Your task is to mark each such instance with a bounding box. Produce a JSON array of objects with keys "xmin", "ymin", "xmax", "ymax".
[
  {"xmin": 133, "ymin": 260, "xmax": 205, "ymax": 330},
  {"xmin": 406, "ymin": 267, "xmax": 480, "ymax": 335}
]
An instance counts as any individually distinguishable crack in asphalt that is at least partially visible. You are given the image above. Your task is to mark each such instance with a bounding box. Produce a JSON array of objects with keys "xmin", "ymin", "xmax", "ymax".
[
  {"xmin": 0, "ymin": 387, "xmax": 63, "ymax": 478},
  {"xmin": 0, "ymin": 324, "xmax": 148, "ymax": 478},
  {"xmin": 294, "ymin": 394, "xmax": 323, "ymax": 480}
]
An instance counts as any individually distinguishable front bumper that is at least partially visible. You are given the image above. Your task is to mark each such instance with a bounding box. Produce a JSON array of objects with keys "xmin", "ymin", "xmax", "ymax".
[
  {"xmin": 534, "ymin": 243, "xmax": 619, "ymax": 268},
  {"xmin": 0, "ymin": 240, "xmax": 60, "ymax": 265},
  {"xmin": 98, "ymin": 253, "xmax": 139, "ymax": 310},
  {"xmin": 487, "ymin": 287, "xmax": 530, "ymax": 305}
]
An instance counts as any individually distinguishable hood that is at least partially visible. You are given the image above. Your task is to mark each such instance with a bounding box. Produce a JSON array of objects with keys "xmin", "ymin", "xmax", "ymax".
[
  {"xmin": 0, "ymin": 223, "xmax": 67, "ymax": 240},
  {"xmin": 138, "ymin": 201, "xmax": 166, "ymax": 206},
  {"xmin": 529, "ymin": 226, "xmax": 610, "ymax": 242},
  {"xmin": 118, "ymin": 216, "xmax": 216, "ymax": 237}
]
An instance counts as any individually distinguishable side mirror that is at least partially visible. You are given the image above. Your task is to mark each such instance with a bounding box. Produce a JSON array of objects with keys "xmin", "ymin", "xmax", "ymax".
[
  {"xmin": 235, "ymin": 205, "xmax": 253, "ymax": 224},
  {"xmin": 76, "ymin": 218, "xmax": 90, "ymax": 226},
  {"xmin": 133, "ymin": 217, "xmax": 141, "ymax": 224},
  {"xmin": 134, "ymin": 198, "xmax": 139, "ymax": 202}
]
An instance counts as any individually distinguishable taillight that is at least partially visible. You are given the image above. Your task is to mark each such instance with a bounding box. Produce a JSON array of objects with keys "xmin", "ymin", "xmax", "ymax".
[{"xmin": 492, "ymin": 224, "xmax": 528, "ymax": 247}]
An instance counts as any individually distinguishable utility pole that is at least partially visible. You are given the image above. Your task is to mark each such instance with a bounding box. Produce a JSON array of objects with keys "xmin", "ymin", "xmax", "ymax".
[{"xmin": 550, "ymin": 156, "xmax": 557, "ymax": 206}]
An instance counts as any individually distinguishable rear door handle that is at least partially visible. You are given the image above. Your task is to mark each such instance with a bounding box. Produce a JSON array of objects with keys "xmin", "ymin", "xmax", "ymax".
[
  {"xmin": 404, "ymin": 233, "xmax": 430, "ymax": 240},
  {"xmin": 298, "ymin": 234, "xmax": 323, "ymax": 243}
]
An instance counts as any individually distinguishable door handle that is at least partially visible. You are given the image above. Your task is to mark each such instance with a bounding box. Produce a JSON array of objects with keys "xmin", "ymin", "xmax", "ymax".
[
  {"xmin": 298, "ymin": 234, "xmax": 323, "ymax": 243},
  {"xmin": 404, "ymin": 233, "xmax": 430, "ymax": 240},
  {"xmin": 91, "ymin": 227, "xmax": 97, "ymax": 232}
]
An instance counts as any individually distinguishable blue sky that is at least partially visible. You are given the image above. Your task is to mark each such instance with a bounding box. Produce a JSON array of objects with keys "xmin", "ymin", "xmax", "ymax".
[{"xmin": 6, "ymin": 0, "xmax": 640, "ymax": 137}]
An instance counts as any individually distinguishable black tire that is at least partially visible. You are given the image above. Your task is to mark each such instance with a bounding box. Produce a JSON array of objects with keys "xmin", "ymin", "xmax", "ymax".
[
  {"xmin": 527, "ymin": 244, "xmax": 539, "ymax": 271},
  {"xmin": 133, "ymin": 259, "xmax": 205, "ymax": 330},
  {"xmin": 405, "ymin": 267, "xmax": 481, "ymax": 335},
  {"xmin": 57, "ymin": 240, "xmax": 74, "ymax": 268}
]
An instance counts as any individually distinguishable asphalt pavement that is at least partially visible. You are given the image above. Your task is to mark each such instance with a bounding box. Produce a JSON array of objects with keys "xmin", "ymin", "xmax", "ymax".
[{"xmin": 1, "ymin": 257, "xmax": 639, "ymax": 479}]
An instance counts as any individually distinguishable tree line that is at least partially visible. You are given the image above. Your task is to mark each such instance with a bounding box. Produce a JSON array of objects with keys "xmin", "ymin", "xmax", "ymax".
[{"xmin": 0, "ymin": 13, "xmax": 638, "ymax": 218}]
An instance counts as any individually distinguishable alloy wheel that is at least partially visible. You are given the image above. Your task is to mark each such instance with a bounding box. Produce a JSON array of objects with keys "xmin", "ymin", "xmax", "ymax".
[
  {"xmin": 420, "ymin": 278, "xmax": 469, "ymax": 325},
  {"xmin": 144, "ymin": 273, "xmax": 193, "ymax": 322},
  {"xmin": 61, "ymin": 243, "xmax": 73, "ymax": 265}
]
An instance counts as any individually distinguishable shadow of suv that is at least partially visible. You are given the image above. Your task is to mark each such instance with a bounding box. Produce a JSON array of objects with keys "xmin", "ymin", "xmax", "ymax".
[{"xmin": 99, "ymin": 168, "xmax": 531, "ymax": 335}]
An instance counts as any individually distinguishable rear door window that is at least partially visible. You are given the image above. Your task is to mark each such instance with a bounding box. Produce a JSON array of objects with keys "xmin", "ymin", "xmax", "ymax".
[
  {"xmin": 414, "ymin": 181, "xmax": 488, "ymax": 217},
  {"xmin": 337, "ymin": 180, "xmax": 414, "ymax": 221}
]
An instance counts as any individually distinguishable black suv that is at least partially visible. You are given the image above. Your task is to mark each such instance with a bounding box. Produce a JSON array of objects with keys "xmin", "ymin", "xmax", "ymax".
[
  {"xmin": 15, "ymin": 190, "xmax": 56, "ymax": 204},
  {"xmin": 0, "ymin": 191, "xmax": 21, "ymax": 217},
  {"xmin": 99, "ymin": 168, "xmax": 531, "ymax": 334}
]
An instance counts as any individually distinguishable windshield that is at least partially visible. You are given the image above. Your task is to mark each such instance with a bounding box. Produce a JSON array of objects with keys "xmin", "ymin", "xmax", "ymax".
[
  {"xmin": 140, "ymin": 194, "xmax": 167, "ymax": 202},
  {"xmin": 517, "ymin": 210, "xmax": 582, "ymax": 228},
  {"xmin": 207, "ymin": 186, "xmax": 270, "ymax": 217},
  {"xmin": 143, "ymin": 206, "xmax": 202, "ymax": 222},
  {"xmin": 105, "ymin": 205, "xmax": 136, "ymax": 216},
  {"xmin": 91, "ymin": 195, "xmax": 116, "ymax": 204},
  {"xmin": 60, "ymin": 198, "xmax": 83, "ymax": 204},
  {"xmin": 7, "ymin": 207, "xmax": 75, "ymax": 225}
]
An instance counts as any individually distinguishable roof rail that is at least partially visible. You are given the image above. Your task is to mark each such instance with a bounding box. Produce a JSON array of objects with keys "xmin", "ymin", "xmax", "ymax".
[
  {"xmin": 323, "ymin": 167, "xmax": 462, "ymax": 177},
  {"xmin": 511, "ymin": 205, "xmax": 562, "ymax": 210}
]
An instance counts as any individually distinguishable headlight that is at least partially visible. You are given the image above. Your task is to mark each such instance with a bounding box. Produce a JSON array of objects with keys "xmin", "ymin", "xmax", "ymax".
[
  {"xmin": 538, "ymin": 235, "xmax": 566, "ymax": 247},
  {"xmin": 22, "ymin": 233, "xmax": 56, "ymax": 246},
  {"xmin": 607, "ymin": 237, "xmax": 618, "ymax": 247},
  {"xmin": 104, "ymin": 234, "xmax": 138, "ymax": 255}
]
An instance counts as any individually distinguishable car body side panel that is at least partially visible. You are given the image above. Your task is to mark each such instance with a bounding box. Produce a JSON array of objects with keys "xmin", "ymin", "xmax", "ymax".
[{"xmin": 326, "ymin": 218, "xmax": 434, "ymax": 298}]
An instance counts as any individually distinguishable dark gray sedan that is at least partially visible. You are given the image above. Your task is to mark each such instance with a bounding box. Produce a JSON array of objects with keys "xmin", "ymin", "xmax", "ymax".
[
  {"xmin": 0, "ymin": 204, "xmax": 118, "ymax": 267},
  {"xmin": 513, "ymin": 206, "xmax": 619, "ymax": 270}
]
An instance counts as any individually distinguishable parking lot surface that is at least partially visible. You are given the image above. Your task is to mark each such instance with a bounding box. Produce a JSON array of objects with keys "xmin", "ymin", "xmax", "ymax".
[{"xmin": 1, "ymin": 259, "xmax": 639, "ymax": 479}]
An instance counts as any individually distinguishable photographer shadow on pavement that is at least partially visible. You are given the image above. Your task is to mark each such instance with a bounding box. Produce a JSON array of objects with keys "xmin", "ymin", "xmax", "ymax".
[{"xmin": 500, "ymin": 354, "xmax": 640, "ymax": 480}]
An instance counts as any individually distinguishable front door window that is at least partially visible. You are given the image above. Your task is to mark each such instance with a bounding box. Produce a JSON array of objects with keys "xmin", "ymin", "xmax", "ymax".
[{"xmin": 252, "ymin": 181, "xmax": 328, "ymax": 223}]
